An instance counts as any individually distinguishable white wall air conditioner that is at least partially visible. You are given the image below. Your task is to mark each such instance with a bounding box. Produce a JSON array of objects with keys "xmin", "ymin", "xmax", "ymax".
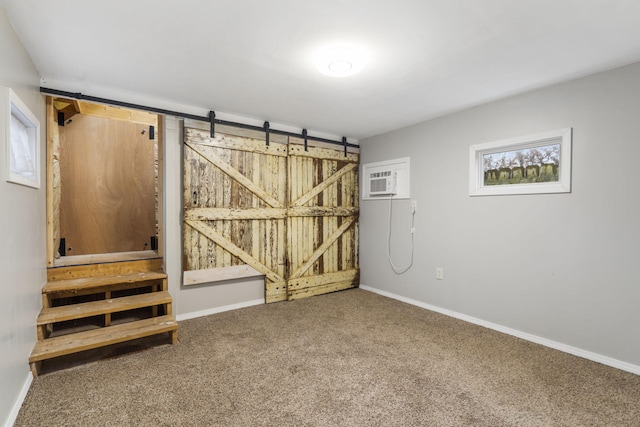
[
  {"xmin": 368, "ymin": 169, "xmax": 397, "ymax": 196},
  {"xmin": 362, "ymin": 158, "xmax": 409, "ymax": 200}
]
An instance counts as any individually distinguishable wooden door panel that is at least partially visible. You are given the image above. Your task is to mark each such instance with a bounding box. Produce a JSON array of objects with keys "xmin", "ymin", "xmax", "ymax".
[
  {"xmin": 286, "ymin": 139, "xmax": 360, "ymax": 300},
  {"xmin": 182, "ymin": 121, "xmax": 288, "ymax": 301}
]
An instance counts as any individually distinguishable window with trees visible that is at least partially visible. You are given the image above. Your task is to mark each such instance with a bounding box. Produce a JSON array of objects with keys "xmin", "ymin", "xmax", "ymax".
[{"xmin": 469, "ymin": 128, "xmax": 572, "ymax": 196}]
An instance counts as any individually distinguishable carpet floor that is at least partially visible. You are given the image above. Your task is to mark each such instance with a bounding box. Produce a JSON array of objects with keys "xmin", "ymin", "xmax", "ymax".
[{"xmin": 15, "ymin": 288, "xmax": 640, "ymax": 426}]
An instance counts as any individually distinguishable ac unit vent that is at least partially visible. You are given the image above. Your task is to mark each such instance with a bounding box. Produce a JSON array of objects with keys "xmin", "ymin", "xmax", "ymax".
[{"xmin": 368, "ymin": 170, "xmax": 397, "ymax": 196}]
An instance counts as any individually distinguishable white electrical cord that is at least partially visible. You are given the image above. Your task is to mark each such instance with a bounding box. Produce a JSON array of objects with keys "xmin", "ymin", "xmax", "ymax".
[{"xmin": 387, "ymin": 194, "xmax": 415, "ymax": 274}]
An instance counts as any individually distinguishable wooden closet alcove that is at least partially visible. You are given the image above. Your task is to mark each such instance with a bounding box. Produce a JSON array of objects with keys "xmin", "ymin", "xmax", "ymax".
[
  {"xmin": 31, "ymin": 98, "xmax": 176, "ymax": 376},
  {"xmin": 46, "ymin": 97, "xmax": 163, "ymax": 266}
]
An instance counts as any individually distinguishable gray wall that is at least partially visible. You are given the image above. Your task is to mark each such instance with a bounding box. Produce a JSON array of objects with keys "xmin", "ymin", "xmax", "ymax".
[
  {"xmin": 360, "ymin": 61, "xmax": 640, "ymax": 368},
  {"xmin": 0, "ymin": 6, "xmax": 46, "ymax": 426}
]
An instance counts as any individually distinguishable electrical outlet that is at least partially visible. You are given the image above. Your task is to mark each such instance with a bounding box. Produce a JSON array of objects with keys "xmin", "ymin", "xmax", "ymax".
[
  {"xmin": 436, "ymin": 267, "xmax": 444, "ymax": 280},
  {"xmin": 411, "ymin": 200, "xmax": 417, "ymax": 213}
]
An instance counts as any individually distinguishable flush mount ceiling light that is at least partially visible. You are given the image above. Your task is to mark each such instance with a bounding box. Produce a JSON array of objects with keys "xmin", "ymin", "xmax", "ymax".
[{"xmin": 315, "ymin": 46, "xmax": 365, "ymax": 77}]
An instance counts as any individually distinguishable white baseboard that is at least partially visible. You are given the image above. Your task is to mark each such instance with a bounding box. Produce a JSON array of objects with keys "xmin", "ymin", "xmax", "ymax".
[
  {"xmin": 4, "ymin": 371, "xmax": 33, "ymax": 427},
  {"xmin": 360, "ymin": 285, "xmax": 640, "ymax": 376},
  {"xmin": 176, "ymin": 298, "xmax": 265, "ymax": 322}
]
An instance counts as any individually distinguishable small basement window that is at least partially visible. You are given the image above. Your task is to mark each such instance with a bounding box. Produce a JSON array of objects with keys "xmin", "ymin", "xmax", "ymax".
[{"xmin": 4, "ymin": 87, "xmax": 40, "ymax": 188}]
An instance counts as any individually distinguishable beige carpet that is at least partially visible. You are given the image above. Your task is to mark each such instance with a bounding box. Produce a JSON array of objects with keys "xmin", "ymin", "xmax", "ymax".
[{"xmin": 16, "ymin": 288, "xmax": 640, "ymax": 426}]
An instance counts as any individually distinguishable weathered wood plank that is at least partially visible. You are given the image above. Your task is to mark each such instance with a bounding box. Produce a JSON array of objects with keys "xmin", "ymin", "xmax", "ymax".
[
  {"xmin": 241, "ymin": 152, "xmax": 252, "ymax": 263},
  {"xmin": 184, "ymin": 208, "xmax": 286, "ymax": 221},
  {"xmin": 29, "ymin": 315, "xmax": 178, "ymax": 363},
  {"xmin": 300, "ymin": 156, "xmax": 309, "ymax": 276},
  {"xmin": 263, "ymin": 154, "xmax": 272, "ymax": 271},
  {"xmin": 289, "ymin": 216, "xmax": 356, "ymax": 279},
  {"xmin": 47, "ymin": 259, "xmax": 163, "ymax": 281},
  {"xmin": 307, "ymin": 156, "xmax": 315, "ymax": 275},
  {"xmin": 314, "ymin": 160, "xmax": 324, "ymax": 274},
  {"xmin": 251, "ymin": 154, "xmax": 262, "ymax": 268},
  {"xmin": 184, "ymin": 144, "xmax": 198, "ymax": 270},
  {"xmin": 185, "ymin": 127, "xmax": 288, "ymax": 157},
  {"xmin": 183, "ymin": 265, "xmax": 263, "ymax": 286},
  {"xmin": 326, "ymin": 160, "xmax": 338, "ymax": 274},
  {"xmin": 221, "ymin": 146, "xmax": 233, "ymax": 267},
  {"xmin": 184, "ymin": 220, "xmax": 284, "ymax": 283},
  {"xmin": 287, "ymin": 206, "xmax": 358, "ymax": 217},
  {"xmin": 302, "ymin": 158, "xmax": 310, "ymax": 274},
  {"xmin": 279, "ymin": 155, "xmax": 287, "ymax": 210},
  {"xmin": 341, "ymin": 163, "xmax": 349, "ymax": 271},
  {"xmin": 310, "ymin": 165, "xmax": 317, "ymax": 276},
  {"xmin": 278, "ymin": 155, "xmax": 288, "ymax": 280},
  {"xmin": 350, "ymin": 166, "xmax": 359, "ymax": 269},
  {"xmin": 229, "ymin": 150, "xmax": 241, "ymax": 267},
  {"xmin": 43, "ymin": 271, "xmax": 167, "ymax": 294},
  {"xmin": 184, "ymin": 119, "xmax": 288, "ymax": 145},
  {"xmin": 76, "ymin": 101, "xmax": 157, "ymax": 125},
  {"xmin": 46, "ymin": 97, "xmax": 59, "ymax": 266},
  {"xmin": 289, "ymin": 156, "xmax": 298, "ymax": 277},
  {"xmin": 186, "ymin": 142, "xmax": 282, "ymax": 208},
  {"xmin": 320, "ymin": 160, "xmax": 329, "ymax": 275},
  {"xmin": 265, "ymin": 280, "xmax": 288, "ymax": 303},
  {"xmin": 212, "ymin": 147, "xmax": 225, "ymax": 269},
  {"xmin": 53, "ymin": 250, "xmax": 159, "ymax": 268},
  {"xmin": 289, "ymin": 136, "xmax": 360, "ymax": 155},
  {"xmin": 37, "ymin": 292, "xmax": 173, "ymax": 325},
  {"xmin": 287, "ymin": 280, "xmax": 358, "ymax": 301},
  {"xmin": 156, "ymin": 115, "xmax": 165, "ymax": 258},
  {"xmin": 289, "ymin": 140, "xmax": 359, "ymax": 163},
  {"xmin": 287, "ymin": 269, "xmax": 359, "ymax": 291}
]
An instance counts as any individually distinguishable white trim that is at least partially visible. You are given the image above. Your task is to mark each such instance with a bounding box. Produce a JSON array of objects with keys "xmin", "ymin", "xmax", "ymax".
[
  {"xmin": 3, "ymin": 87, "xmax": 41, "ymax": 189},
  {"xmin": 176, "ymin": 298, "xmax": 265, "ymax": 321},
  {"xmin": 359, "ymin": 285, "xmax": 640, "ymax": 376},
  {"xmin": 3, "ymin": 372, "xmax": 33, "ymax": 427},
  {"xmin": 469, "ymin": 128, "xmax": 572, "ymax": 196}
]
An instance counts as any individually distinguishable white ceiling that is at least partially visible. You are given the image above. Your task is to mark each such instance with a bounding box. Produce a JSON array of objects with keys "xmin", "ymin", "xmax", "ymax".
[{"xmin": 3, "ymin": 0, "xmax": 640, "ymax": 140}]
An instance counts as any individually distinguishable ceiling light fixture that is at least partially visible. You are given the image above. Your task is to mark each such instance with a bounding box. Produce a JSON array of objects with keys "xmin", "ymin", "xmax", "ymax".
[
  {"xmin": 315, "ymin": 46, "xmax": 364, "ymax": 77},
  {"xmin": 328, "ymin": 59, "xmax": 353, "ymax": 73}
]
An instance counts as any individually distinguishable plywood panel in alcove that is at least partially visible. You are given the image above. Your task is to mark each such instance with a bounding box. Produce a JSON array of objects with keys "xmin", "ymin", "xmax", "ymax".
[{"xmin": 59, "ymin": 114, "xmax": 156, "ymax": 255}]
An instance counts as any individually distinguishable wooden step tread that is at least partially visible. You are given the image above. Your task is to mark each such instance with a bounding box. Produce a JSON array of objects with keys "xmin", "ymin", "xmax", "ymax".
[
  {"xmin": 30, "ymin": 315, "xmax": 178, "ymax": 363},
  {"xmin": 43, "ymin": 270, "xmax": 167, "ymax": 294},
  {"xmin": 37, "ymin": 291, "xmax": 173, "ymax": 325},
  {"xmin": 48, "ymin": 258, "xmax": 163, "ymax": 281}
]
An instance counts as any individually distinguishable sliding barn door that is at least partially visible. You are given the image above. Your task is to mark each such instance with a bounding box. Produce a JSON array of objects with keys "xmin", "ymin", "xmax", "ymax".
[
  {"xmin": 182, "ymin": 120, "xmax": 359, "ymax": 302},
  {"xmin": 183, "ymin": 121, "xmax": 289, "ymax": 302},
  {"xmin": 286, "ymin": 138, "xmax": 360, "ymax": 300}
]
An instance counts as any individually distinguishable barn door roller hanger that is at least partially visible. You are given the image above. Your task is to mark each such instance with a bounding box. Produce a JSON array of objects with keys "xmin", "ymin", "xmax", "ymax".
[{"xmin": 39, "ymin": 88, "xmax": 358, "ymax": 151}]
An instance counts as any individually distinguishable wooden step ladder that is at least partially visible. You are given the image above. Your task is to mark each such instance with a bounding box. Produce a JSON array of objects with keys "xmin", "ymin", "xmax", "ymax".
[{"xmin": 30, "ymin": 258, "xmax": 178, "ymax": 376}]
